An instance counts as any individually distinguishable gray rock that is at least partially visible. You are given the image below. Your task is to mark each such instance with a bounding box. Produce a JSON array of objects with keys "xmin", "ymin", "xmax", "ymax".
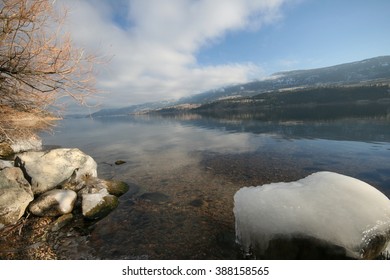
[
  {"xmin": 29, "ymin": 189, "xmax": 77, "ymax": 217},
  {"xmin": 0, "ymin": 167, "xmax": 33, "ymax": 228},
  {"xmin": 0, "ymin": 136, "xmax": 42, "ymax": 159},
  {"xmin": 0, "ymin": 160, "xmax": 13, "ymax": 170},
  {"xmin": 82, "ymin": 188, "xmax": 118, "ymax": 220},
  {"xmin": 11, "ymin": 135, "xmax": 42, "ymax": 154},
  {"xmin": 15, "ymin": 148, "xmax": 97, "ymax": 194}
]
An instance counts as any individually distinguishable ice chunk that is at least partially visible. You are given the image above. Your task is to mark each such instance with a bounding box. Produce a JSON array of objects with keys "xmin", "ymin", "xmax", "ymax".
[{"xmin": 233, "ymin": 171, "xmax": 390, "ymax": 259}]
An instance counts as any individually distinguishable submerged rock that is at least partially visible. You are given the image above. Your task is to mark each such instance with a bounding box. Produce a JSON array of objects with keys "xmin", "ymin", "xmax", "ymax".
[
  {"xmin": 189, "ymin": 198, "xmax": 204, "ymax": 207},
  {"xmin": 103, "ymin": 180, "xmax": 129, "ymax": 197},
  {"xmin": 138, "ymin": 192, "xmax": 170, "ymax": 204},
  {"xmin": 0, "ymin": 167, "xmax": 33, "ymax": 228},
  {"xmin": 29, "ymin": 189, "xmax": 77, "ymax": 217},
  {"xmin": 234, "ymin": 171, "xmax": 390, "ymax": 259},
  {"xmin": 15, "ymin": 148, "xmax": 97, "ymax": 195},
  {"xmin": 263, "ymin": 234, "xmax": 353, "ymax": 260},
  {"xmin": 51, "ymin": 213, "xmax": 74, "ymax": 232}
]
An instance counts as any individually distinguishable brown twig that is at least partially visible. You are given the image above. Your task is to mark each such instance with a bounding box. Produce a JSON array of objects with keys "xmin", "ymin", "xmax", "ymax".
[{"xmin": 0, "ymin": 0, "xmax": 100, "ymax": 142}]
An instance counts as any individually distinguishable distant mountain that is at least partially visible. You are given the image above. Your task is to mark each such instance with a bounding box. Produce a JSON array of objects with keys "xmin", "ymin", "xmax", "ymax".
[
  {"xmin": 271, "ymin": 56, "xmax": 390, "ymax": 86},
  {"xmin": 192, "ymin": 84, "xmax": 390, "ymax": 118},
  {"xmin": 178, "ymin": 56, "xmax": 390, "ymax": 104},
  {"xmin": 92, "ymin": 100, "xmax": 176, "ymax": 117},
  {"xmin": 92, "ymin": 56, "xmax": 390, "ymax": 117}
]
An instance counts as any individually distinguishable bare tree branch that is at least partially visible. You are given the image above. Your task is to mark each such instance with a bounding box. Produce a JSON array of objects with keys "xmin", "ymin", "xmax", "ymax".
[{"xmin": 0, "ymin": 0, "xmax": 98, "ymax": 143}]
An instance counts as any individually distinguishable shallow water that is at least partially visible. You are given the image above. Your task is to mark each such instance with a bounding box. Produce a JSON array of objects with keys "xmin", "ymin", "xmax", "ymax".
[{"xmin": 41, "ymin": 112, "xmax": 390, "ymax": 259}]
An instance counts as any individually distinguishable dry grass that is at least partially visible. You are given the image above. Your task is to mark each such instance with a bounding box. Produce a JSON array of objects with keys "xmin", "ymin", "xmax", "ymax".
[{"xmin": 0, "ymin": 105, "xmax": 59, "ymax": 143}]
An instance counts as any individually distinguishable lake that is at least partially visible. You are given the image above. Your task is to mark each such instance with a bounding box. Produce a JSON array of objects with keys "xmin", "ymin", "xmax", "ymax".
[{"xmin": 41, "ymin": 110, "xmax": 390, "ymax": 259}]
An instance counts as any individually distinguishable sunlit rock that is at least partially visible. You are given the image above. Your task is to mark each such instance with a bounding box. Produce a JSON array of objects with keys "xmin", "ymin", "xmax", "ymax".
[
  {"xmin": 0, "ymin": 160, "xmax": 13, "ymax": 170},
  {"xmin": 0, "ymin": 136, "xmax": 42, "ymax": 159},
  {"xmin": 0, "ymin": 167, "xmax": 33, "ymax": 228},
  {"xmin": 234, "ymin": 171, "xmax": 390, "ymax": 259},
  {"xmin": 11, "ymin": 135, "xmax": 42, "ymax": 154},
  {"xmin": 29, "ymin": 189, "xmax": 77, "ymax": 217},
  {"xmin": 15, "ymin": 148, "xmax": 97, "ymax": 194}
]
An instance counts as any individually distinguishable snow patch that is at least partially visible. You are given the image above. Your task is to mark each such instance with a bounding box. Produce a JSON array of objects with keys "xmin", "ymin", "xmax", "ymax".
[
  {"xmin": 82, "ymin": 188, "xmax": 109, "ymax": 215},
  {"xmin": 51, "ymin": 190, "xmax": 77, "ymax": 214},
  {"xmin": 234, "ymin": 171, "xmax": 390, "ymax": 258}
]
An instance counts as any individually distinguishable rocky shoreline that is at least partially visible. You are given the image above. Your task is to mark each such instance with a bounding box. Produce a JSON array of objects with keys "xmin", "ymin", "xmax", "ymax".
[{"xmin": 0, "ymin": 140, "xmax": 130, "ymax": 259}]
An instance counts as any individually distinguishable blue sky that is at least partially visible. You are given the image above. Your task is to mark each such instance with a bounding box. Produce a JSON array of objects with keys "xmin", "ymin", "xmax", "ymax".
[
  {"xmin": 197, "ymin": 0, "xmax": 390, "ymax": 74},
  {"xmin": 61, "ymin": 0, "xmax": 390, "ymax": 108}
]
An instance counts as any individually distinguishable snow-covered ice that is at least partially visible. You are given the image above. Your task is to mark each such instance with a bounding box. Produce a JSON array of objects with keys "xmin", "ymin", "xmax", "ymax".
[{"xmin": 233, "ymin": 171, "xmax": 390, "ymax": 259}]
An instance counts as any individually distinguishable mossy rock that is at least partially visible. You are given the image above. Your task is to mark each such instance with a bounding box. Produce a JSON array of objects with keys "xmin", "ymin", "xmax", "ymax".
[
  {"xmin": 83, "ymin": 194, "xmax": 119, "ymax": 220},
  {"xmin": 103, "ymin": 180, "xmax": 129, "ymax": 197}
]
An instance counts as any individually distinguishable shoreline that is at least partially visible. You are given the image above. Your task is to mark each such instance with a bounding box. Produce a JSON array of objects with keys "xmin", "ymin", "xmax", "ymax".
[
  {"xmin": 1, "ymin": 161, "xmax": 390, "ymax": 259},
  {"xmin": 1, "ymin": 149, "xmax": 300, "ymax": 260},
  {"xmin": 1, "ymin": 136, "xmax": 390, "ymax": 259}
]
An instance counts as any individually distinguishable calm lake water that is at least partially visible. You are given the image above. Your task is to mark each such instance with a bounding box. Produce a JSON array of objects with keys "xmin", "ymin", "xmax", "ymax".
[{"xmin": 41, "ymin": 111, "xmax": 390, "ymax": 259}]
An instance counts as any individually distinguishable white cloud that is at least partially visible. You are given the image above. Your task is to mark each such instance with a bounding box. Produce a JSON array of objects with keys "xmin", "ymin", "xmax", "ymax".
[{"xmin": 60, "ymin": 0, "xmax": 288, "ymax": 108}]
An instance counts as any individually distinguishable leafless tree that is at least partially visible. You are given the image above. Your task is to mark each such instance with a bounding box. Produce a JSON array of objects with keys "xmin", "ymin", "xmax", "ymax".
[{"xmin": 0, "ymin": 0, "xmax": 97, "ymax": 143}]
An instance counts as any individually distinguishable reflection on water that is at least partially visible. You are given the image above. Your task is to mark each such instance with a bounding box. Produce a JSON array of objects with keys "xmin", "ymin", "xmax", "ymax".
[{"xmin": 41, "ymin": 111, "xmax": 390, "ymax": 259}]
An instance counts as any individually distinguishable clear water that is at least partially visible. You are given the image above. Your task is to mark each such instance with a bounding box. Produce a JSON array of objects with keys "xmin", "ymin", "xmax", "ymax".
[{"xmin": 41, "ymin": 113, "xmax": 390, "ymax": 259}]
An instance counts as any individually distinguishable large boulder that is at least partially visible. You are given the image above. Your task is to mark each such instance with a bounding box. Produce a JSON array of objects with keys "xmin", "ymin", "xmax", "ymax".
[
  {"xmin": 29, "ymin": 189, "xmax": 77, "ymax": 217},
  {"xmin": 0, "ymin": 167, "xmax": 33, "ymax": 228},
  {"xmin": 15, "ymin": 148, "xmax": 97, "ymax": 195},
  {"xmin": 234, "ymin": 171, "xmax": 390, "ymax": 259}
]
